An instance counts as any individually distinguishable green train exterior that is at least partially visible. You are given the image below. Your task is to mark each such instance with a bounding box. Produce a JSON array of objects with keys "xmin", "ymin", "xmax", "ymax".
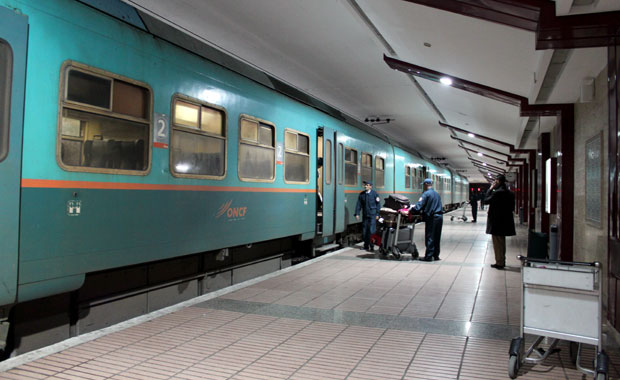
[{"xmin": 0, "ymin": 0, "xmax": 468, "ymax": 320}]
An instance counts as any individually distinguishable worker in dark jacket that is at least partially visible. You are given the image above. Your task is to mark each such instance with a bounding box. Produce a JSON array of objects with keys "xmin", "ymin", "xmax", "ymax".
[
  {"xmin": 355, "ymin": 181, "xmax": 381, "ymax": 251},
  {"xmin": 406, "ymin": 178, "xmax": 443, "ymax": 261},
  {"xmin": 483, "ymin": 174, "xmax": 516, "ymax": 269},
  {"xmin": 470, "ymin": 192, "xmax": 478, "ymax": 222}
]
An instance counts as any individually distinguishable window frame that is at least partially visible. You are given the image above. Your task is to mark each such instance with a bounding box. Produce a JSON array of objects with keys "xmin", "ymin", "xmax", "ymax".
[
  {"xmin": 375, "ymin": 156, "xmax": 385, "ymax": 188},
  {"xmin": 237, "ymin": 114, "xmax": 276, "ymax": 183},
  {"xmin": 0, "ymin": 39, "xmax": 12, "ymax": 163},
  {"xmin": 325, "ymin": 138, "xmax": 332, "ymax": 185},
  {"xmin": 56, "ymin": 61, "xmax": 153, "ymax": 175},
  {"xmin": 169, "ymin": 93, "xmax": 227, "ymax": 180},
  {"xmin": 344, "ymin": 146, "xmax": 358, "ymax": 187},
  {"xmin": 338, "ymin": 143, "xmax": 343, "ymax": 185},
  {"xmin": 405, "ymin": 166, "xmax": 411, "ymax": 189},
  {"xmin": 361, "ymin": 151, "xmax": 372, "ymax": 186},
  {"xmin": 283, "ymin": 128, "xmax": 310, "ymax": 185}
]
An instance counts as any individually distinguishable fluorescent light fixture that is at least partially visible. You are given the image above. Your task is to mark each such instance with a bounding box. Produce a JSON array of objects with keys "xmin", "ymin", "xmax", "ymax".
[
  {"xmin": 439, "ymin": 77, "xmax": 453, "ymax": 86},
  {"xmin": 483, "ymin": 163, "xmax": 487, "ymax": 166},
  {"xmin": 467, "ymin": 133, "xmax": 475, "ymax": 138},
  {"xmin": 477, "ymin": 152, "xmax": 483, "ymax": 157}
]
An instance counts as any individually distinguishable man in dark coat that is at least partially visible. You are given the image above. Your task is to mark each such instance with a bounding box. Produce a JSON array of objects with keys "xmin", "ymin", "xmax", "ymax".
[
  {"xmin": 355, "ymin": 181, "xmax": 381, "ymax": 251},
  {"xmin": 483, "ymin": 174, "xmax": 516, "ymax": 269},
  {"xmin": 406, "ymin": 178, "xmax": 443, "ymax": 261},
  {"xmin": 469, "ymin": 191, "xmax": 478, "ymax": 223}
]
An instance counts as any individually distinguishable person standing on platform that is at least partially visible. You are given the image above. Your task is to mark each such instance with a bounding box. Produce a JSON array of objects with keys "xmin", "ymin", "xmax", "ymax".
[
  {"xmin": 470, "ymin": 191, "xmax": 478, "ymax": 223},
  {"xmin": 404, "ymin": 178, "xmax": 443, "ymax": 261},
  {"xmin": 355, "ymin": 181, "xmax": 381, "ymax": 251},
  {"xmin": 483, "ymin": 174, "xmax": 516, "ymax": 269}
]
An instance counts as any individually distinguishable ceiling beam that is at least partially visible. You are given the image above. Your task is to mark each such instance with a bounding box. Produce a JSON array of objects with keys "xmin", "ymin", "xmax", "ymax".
[
  {"xmin": 473, "ymin": 166, "xmax": 504, "ymax": 176},
  {"xmin": 451, "ymin": 135, "xmax": 526, "ymax": 162},
  {"xmin": 460, "ymin": 145, "xmax": 510, "ymax": 165},
  {"xmin": 401, "ymin": 0, "xmax": 543, "ymax": 31},
  {"xmin": 469, "ymin": 158, "xmax": 506, "ymax": 172},
  {"xmin": 438, "ymin": 121, "xmax": 534, "ymax": 154},
  {"xmin": 402, "ymin": 0, "xmax": 620, "ymax": 49},
  {"xmin": 384, "ymin": 55, "xmax": 526, "ymax": 107}
]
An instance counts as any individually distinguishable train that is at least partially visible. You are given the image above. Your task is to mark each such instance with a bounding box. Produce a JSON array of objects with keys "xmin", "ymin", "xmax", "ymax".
[{"xmin": 0, "ymin": 0, "xmax": 468, "ymax": 354}]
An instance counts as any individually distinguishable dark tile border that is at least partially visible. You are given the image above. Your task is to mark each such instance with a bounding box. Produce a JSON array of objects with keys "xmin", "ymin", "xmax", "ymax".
[{"xmin": 196, "ymin": 298, "xmax": 519, "ymax": 341}]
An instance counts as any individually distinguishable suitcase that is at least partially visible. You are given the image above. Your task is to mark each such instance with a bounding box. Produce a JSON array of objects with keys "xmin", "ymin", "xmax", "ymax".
[
  {"xmin": 384, "ymin": 194, "xmax": 410, "ymax": 210},
  {"xmin": 379, "ymin": 207, "xmax": 398, "ymax": 227}
]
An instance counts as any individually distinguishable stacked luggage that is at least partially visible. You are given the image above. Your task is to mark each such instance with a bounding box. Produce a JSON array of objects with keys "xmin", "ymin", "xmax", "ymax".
[{"xmin": 373, "ymin": 194, "xmax": 419, "ymax": 259}]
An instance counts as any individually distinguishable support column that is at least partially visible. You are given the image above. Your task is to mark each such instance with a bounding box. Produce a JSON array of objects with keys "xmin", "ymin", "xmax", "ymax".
[
  {"xmin": 539, "ymin": 132, "xmax": 551, "ymax": 234},
  {"xmin": 557, "ymin": 105, "xmax": 574, "ymax": 261}
]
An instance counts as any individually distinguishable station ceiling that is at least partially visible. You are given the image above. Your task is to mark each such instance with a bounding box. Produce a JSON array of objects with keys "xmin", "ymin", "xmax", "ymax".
[{"xmin": 124, "ymin": 0, "xmax": 617, "ymax": 182}]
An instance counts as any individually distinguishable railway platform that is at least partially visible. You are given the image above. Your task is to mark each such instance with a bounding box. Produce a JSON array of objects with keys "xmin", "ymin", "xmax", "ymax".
[{"xmin": 1, "ymin": 210, "xmax": 619, "ymax": 380}]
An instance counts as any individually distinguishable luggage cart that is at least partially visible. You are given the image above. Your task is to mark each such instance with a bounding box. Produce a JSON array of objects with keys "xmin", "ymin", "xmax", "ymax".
[
  {"xmin": 450, "ymin": 202, "xmax": 468, "ymax": 222},
  {"xmin": 377, "ymin": 212, "xmax": 419, "ymax": 260},
  {"xmin": 508, "ymin": 256, "xmax": 608, "ymax": 380}
]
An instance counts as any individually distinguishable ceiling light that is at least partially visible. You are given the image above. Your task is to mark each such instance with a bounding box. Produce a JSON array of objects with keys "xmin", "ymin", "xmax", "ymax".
[
  {"xmin": 483, "ymin": 163, "xmax": 487, "ymax": 166},
  {"xmin": 468, "ymin": 133, "xmax": 475, "ymax": 138},
  {"xmin": 439, "ymin": 77, "xmax": 453, "ymax": 86},
  {"xmin": 477, "ymin": 152, "xmax": 483, "ymax": 157}
]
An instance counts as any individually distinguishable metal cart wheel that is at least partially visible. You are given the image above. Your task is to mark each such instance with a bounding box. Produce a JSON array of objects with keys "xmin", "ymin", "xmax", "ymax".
[
  {"xmin": 392, "ymin": 247, "xmax": 402, "ymax": 260},
  {"xmin": 463, "ymin": 216, "xmax": 467, "ymax": 221},
  {"xmin": 508, "ymin": 355, "xmax": 519, "ymax": 379}
]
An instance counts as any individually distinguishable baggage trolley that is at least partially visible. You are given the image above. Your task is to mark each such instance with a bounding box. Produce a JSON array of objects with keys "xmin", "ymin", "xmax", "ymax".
[
  {"xmin": 508, "ymin": 256, "xmax": 608, "ymax": 380},
  {"xmin": 450, "ymin": 202, "xmax": 468, "ymax": 222},
  {"xmin": 378, "ymin": 212, "xmax": 419, "ymax": 260}
]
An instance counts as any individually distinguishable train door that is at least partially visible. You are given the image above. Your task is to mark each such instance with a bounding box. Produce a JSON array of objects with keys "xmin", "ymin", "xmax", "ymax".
[
  {"xmin": 0, "ymin": 7, "xmax": 27, "ymax": 310},
  {"xmin": 317, "ymin": 127, "xmax": 335, "ymax": 236},
  {"xmin": 334, "ymin": 133, "xmax": 345, "ymax": 233}
]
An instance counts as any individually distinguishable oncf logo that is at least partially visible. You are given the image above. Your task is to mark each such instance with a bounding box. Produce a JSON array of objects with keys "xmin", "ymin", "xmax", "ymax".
[{"xmin": 216, "ymin": 200, "xmax": 248, "ymax": 220}]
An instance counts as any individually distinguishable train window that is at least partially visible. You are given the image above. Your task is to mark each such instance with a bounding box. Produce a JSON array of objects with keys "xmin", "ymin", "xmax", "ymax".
[
  {"xmin": 361, "ymin": 152, "xmax": 372, "ymax": 185},
  {"xmin": 405, "ymin": 166, "xmax": 411, "ymax": 189},
  {"xmin": 59, "ymin": 63, "xmax": 151, "ymax": 173},
  {"xmin": 66, "ymin": 70, "xmax": 111, "ymax": 109},
  {"xmin": 325, "ymin": 139, "xmax": 332, "ymax": 185},
  {"xmin": 375, "ymin": 156, "xmax": 385, "ymax": 188},
  {"xmin": 239, "ymin": 115, "xmax": 275, "ymax": 181},
  {"xmin": 170, "ymin": 96, "xmax": 226, "ymax": 178},
  {"xmin": 0, "ymin": 40, "xmax": 12, "ymax": 163},
  {"xmin": 344, "ymin": 147, "xmax": 357, "ymax": 186},
  {"xmin": 338, "ymin": 143, "xmax": 343, "ymax": 185},
  {"xmin": 284, "ymin": 129, "xmax": 309, "ymax": 183}
]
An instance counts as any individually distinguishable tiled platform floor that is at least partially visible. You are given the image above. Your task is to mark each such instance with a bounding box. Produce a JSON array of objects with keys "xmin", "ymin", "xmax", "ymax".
[{"xmin": 2, "ymin": 209, "xmax": 619, "ymax": 379}]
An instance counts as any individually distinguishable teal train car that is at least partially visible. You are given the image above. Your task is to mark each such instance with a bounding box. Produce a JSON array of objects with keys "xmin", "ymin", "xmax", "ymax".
[{"xmin": 0, "ymin": 0, "xmax": 468, "ymax": 354}]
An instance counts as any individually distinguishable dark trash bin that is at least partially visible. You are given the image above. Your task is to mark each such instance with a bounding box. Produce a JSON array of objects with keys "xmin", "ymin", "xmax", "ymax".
[{"xmin": 527, "ymin": 230, "xmax": 548, "ymax": 259}]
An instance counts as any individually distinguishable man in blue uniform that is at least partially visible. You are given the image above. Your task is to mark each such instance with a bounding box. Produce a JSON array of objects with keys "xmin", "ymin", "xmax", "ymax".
[
  {"xmin": 355, "ymin": 181, "xmax": 381, "ymax": 251},
  {"xmin": 407, "ymin": 178, "xmax": 443, "ymax": 261}
]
